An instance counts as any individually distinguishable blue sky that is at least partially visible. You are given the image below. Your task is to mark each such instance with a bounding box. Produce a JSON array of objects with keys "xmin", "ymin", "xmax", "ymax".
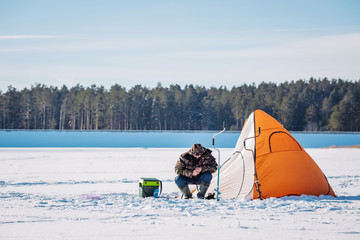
[{"xmin": 0, "ymin": 0, "xmax": 360, "ymax": 91}]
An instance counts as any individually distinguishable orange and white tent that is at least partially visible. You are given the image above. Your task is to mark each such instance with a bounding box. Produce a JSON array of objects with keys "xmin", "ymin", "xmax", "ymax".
[{"xmin": 208, "ymin": 109, "xmax": 335, "ymax": 199}]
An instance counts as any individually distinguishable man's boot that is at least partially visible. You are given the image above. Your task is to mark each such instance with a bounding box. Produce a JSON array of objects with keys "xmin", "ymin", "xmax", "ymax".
[
  {"xmin": 197, "ymin": 182, "xmax": 210, "ymax": 199},
  {"xmin": 180, "ymin": 185, "xmax": 192, "ymax": 199}
]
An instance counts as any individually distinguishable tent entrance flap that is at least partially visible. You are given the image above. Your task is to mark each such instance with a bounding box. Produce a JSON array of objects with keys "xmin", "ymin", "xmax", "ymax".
[{"xmin": 207, "ymin": 112, "xmax": 256, "ymax": 200}]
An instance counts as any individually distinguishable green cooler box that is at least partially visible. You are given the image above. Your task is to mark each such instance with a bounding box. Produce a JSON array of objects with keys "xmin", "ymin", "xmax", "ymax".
[{"xmin": 138, "ymin": 178, "xmax": 162, "ymax": 198}]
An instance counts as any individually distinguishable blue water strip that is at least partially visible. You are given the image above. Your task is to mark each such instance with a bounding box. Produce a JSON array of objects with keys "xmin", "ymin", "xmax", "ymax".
[{"xmin": 0, "ymin": 130, "xmax": 359, "ymax": 148}]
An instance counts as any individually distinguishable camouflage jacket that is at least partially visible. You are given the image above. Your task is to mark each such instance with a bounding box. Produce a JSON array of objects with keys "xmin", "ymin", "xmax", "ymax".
[{"xmin": 174, "ymin": 148, "xmax": 218, "ymax": 178}]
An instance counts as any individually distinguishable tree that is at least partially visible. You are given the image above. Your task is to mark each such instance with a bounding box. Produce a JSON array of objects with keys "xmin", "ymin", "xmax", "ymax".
[
  {"xmin": 329, "ymin": 87, "xmax": 360, "ymax": 131},
  {"xmin": 4, "ymin": 86, "xmax": 22, "ymax": 129},
  {"xmin": 304, "ymin": 104, "xmax": 321, "ymax": 131},
  {"xmin": 20, "ymin": 88, "xmax": 32, "ymax": 129},
  {"xmin": 183, "ymin": 85, "xmax": 204, "ymax": 130},
  {"xmin": 170, "ymin": 84, "xmax": 185, "ymax": 130}
]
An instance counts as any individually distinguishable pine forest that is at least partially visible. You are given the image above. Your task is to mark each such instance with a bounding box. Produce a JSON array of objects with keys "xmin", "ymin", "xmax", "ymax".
[{"xmin": 0, "ymin": 78, "xmax": 359, "ymax": 132}]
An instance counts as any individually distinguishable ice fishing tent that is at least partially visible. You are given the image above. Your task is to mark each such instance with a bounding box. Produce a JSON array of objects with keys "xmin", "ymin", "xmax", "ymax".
[{"xmin": 208, "ymin": 109, "xmax": 335, "ymax": 199}]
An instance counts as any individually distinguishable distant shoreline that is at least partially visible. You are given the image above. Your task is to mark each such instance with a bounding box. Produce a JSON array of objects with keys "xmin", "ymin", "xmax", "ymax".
[{"xmin": 325, "ymin": 145, "xmax": 360, "ymax": 149}]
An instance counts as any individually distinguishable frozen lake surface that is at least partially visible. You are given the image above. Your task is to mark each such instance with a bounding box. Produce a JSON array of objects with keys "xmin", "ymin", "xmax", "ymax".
[{"xmin": 0, "ymin": 147, "xmax": 359, "ymax": 239}]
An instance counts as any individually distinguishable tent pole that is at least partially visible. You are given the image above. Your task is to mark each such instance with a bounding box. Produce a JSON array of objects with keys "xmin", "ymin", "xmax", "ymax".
[{"xmin": 212, "ymin": 128, "xmax": 225, "ymax": 201}]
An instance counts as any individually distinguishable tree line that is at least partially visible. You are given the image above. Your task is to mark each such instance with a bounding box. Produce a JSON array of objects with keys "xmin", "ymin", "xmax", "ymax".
[{"xmin": 0, "ymin": 78, "xmax": 359, "ymax": 131}]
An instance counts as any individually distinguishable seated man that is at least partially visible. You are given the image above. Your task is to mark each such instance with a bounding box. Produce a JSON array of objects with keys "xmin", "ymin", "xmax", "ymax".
[{"xmin": 174, "ymin": 143, "xmax": 218, "ymax": 199}]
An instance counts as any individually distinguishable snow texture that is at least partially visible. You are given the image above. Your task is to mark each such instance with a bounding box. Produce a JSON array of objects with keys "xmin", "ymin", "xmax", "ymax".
[{"xmin": 0, "ymin": 148, "xmax": 359, "ymax": 239}]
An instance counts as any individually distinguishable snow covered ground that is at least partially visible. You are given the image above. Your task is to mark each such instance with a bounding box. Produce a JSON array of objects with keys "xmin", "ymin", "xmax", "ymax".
[{"xmin": 0, "ymin": 148, "xmax": 359, "ymax": 239}]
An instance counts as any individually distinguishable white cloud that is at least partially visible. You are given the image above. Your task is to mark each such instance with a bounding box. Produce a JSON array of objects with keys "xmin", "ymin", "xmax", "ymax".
[
  {"xmin": 160, "ymin": 33, "xmax": 360, "ymax": 59},
  {"xmin": 0, "ymin": 37, "xmax": 241, "ymax": 53},
  {"xmin": 0, "ymin": 35, "xmax": 61, "ymax": 40}
]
